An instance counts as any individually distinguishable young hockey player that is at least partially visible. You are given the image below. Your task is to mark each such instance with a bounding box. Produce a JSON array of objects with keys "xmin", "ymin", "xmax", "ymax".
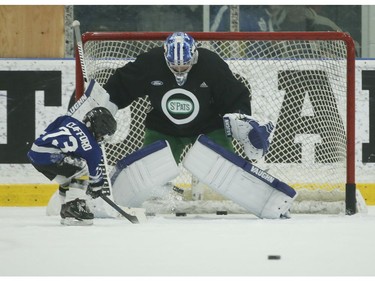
[{"xmin": 27, "ymin": 107, "xmax": 117, "ymax": 225}]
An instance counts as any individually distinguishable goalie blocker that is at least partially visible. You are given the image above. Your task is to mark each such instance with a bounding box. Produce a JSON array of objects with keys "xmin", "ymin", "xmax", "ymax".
[
  {"xmin": 68, "ymin": 79, "xmax": 118, "ymax": 121},
  {"xmin": 183, "ymin": 135, "xmax": 297, "ymax": 219}
]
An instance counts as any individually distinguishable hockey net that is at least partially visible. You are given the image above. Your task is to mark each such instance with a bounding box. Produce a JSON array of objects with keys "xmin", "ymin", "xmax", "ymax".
[{"xmin": 75, "ymin": 32, "xmax": 357, "ymax": 214}]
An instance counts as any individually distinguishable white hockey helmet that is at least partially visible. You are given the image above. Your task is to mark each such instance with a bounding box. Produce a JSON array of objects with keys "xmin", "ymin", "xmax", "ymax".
[{"xmin": 164, "ymin": 32, "xmax": 198, "ymax": 86}]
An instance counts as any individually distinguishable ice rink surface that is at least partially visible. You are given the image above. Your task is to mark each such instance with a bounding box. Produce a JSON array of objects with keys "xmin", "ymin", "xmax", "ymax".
[{"xmin": 1, "ymin": 206, "xmax": 375, "ymax": 278}]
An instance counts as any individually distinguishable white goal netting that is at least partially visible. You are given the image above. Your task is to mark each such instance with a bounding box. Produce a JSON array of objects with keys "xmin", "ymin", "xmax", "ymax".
[{"xmin": 76, "ymin": 32, "xmax": 356, "ymax": 214}]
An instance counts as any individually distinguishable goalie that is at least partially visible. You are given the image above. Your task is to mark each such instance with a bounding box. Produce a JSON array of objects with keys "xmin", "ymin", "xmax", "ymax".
[
  {"xmin": 27, "ymin": 107, "xmax": 117, "ymax": 225},
  {"xmin": 102, "ymin": 31, "xmax": 251, "ymax": 161},
  {"xmin": 91, "ymin": 31, "xmax": 296, "ymax": 218},
  {"xmin": 110, "ymin": 111, "xmax": 296, "ymax": 219}
]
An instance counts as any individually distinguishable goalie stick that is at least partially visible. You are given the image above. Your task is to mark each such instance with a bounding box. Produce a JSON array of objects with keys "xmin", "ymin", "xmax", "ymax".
[
  {"xmin": 72, "ymin": 20, "xmax": 140, "ymax": 224},
  {"xmin": 72, "ymin": 20, "xmax": 88, "ymax": 84}
]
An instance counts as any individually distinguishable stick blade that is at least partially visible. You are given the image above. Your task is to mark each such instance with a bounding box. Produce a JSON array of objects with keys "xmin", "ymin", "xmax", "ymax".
[
  {"xmin": 120, "ymin": 207, "xmax": 147, "ymax": 223},
  {"xmin": 100, "ymin": 194, "xmax": 140, "ymax": 224}
]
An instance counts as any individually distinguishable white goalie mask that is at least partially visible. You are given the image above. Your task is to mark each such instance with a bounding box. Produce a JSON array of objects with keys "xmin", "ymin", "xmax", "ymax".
[{"xmin": 164, "ymin": 32, "xmax": 198, "ymax": 86}]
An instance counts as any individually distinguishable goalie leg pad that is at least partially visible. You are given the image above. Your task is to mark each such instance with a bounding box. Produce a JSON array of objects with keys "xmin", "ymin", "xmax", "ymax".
[
  {"xmin": 110, "ymin": 140, "xmax": 180, "ymax": 207},
  {"xmin": 183, "ymin": 135, "xmax": 297, "ymax": 219}
]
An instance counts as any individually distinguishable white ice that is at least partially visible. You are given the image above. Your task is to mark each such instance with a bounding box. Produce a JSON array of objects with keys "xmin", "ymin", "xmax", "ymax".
[{"xmin": 1, "ymin": 206, "xmax": 375, "ymax": 277}]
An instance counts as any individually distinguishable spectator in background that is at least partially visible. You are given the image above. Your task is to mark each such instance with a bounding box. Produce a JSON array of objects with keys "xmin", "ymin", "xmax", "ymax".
[
  {"xmin": 210, "ymin": 5, "xmax": 272, "ymax": 31},
  {"xmin": 136, "ymin": 6, "xmax": 201, "ymax": 31},
  {"xmin": 210, "ymin": 5, "xmax": 360, "ymax": 55},
  {"xmin": 269, "ymin": 5, "xmax": 342, "ymax": 32},
  {"xmin": 211, "ymin": 5, "xmax": 355, "ymax": 35},
  {"xmin": 268, "ymin": 5, "xmax": 360, "ymax": 55}
]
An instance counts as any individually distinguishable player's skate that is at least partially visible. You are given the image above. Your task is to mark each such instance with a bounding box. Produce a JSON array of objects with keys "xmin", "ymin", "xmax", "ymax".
[{"xmin": 60, "ymin": 198, "xmax": 94, "ymax": 226}]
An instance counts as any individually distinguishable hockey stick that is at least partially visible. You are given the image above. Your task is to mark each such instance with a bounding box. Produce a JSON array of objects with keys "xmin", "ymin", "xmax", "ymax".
[
  {"xmin": 72, "ymin": 20, "xmax": 88, "ymax": 84},
  {"xmin": 72, "ymin": 20, "xmax": 140, "ymax": 224},
  {"xmin": 100, "ymin": 137, "xmax": 139, "ymax": 224},
  {"xmin": 99, "ymin": 194, "xmax": 139, "ymax": 223}
]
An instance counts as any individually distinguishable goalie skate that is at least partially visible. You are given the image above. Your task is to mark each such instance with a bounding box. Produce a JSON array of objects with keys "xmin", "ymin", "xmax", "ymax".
[{"xmin": 60, "ymin": 198, "xmax": 94, "ymax": 226}]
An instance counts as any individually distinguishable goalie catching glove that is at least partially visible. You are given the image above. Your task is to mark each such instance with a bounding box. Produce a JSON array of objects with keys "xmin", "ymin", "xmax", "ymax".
[{"xmin": 223, "ymin": 113, "xmax": 274, "ymax": 160}]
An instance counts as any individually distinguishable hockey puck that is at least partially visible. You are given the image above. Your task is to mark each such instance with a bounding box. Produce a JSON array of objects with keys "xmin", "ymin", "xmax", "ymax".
[
  {"xmin": 175, "ymin": 212, "xmax": 187, "ymax": 217},
  {"xmin": 267, "ymin": 255, "xmax": 281, "ymax": 260},
  {"xmin": 216, "ymin": 211, "xmax": 228, "ymax": 215}
]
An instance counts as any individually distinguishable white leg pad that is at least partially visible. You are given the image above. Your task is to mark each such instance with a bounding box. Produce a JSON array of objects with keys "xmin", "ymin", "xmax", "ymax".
[
  {"xmin": 111, "ymin": 140, "xmax": 180, "ymax": 207},
  {"xmin": 183, "ymin": 135, "xmax": 298, "ymax": 219}
]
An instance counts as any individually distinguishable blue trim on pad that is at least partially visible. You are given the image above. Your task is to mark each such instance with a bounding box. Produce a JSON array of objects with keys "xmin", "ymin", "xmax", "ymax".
[{"xmin": 110, "ymin": 140, "xmax": 168, "ymax": 184}]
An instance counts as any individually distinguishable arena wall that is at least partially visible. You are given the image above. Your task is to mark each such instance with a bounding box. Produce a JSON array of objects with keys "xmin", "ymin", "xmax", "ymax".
[{"xmin": 1, "ymin": 59, "xmax": 375, "ymax": 205}]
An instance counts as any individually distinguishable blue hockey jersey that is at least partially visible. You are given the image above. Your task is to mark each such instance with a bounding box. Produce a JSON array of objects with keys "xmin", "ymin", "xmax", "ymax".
[{"xmin": 27, "ymin": 115, "xmax": 103, "ymax": 185}]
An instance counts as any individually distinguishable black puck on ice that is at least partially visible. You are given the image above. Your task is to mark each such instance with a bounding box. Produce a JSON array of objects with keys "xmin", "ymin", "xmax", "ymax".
[
  {"xmin": 216, "ymin": 211, "xmax": 228, "ymax": 215},
  {"xmin": 175, "ymin": 212, "xmax": 187, "ymax": 217},
  {"xmin": 267, "ymin": 255, "xmax": 281, "ymax": 260}
]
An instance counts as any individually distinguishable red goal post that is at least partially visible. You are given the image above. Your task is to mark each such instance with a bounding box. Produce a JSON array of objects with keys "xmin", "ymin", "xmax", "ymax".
[{"xmin": 75, "ymin": 31, "xmax": 356, "ymax": 214}]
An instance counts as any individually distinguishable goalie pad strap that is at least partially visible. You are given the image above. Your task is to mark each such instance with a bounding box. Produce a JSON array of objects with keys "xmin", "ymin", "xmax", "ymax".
[
  {"xmin": 183, "ymin": 135, "xmax": 297, "ymax": 219},
  {"xmin": 111, "ymin": 140, "xmax": 179, "ymax": 207}
]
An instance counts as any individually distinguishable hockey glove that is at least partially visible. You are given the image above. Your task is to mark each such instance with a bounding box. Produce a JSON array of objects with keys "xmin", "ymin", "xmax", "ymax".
[
  {"xmin": 223, "ymin": 113, "xmax": 274, "ymax": 160},
  {"xmin": 86, "ymin": 181, "xmax": 104, "ymax": 199}
]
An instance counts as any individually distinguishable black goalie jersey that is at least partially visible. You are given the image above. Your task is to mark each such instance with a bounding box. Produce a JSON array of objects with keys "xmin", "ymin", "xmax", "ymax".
[{"xmin": 103, "ymin": 47, "xmax": 251, "ymax": 137}]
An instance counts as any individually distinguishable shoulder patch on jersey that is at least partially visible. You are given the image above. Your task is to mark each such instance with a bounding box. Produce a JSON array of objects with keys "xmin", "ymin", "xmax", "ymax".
[{"xmin": 151, "ymin": 80, "xmax": 164, "ymax": 86}]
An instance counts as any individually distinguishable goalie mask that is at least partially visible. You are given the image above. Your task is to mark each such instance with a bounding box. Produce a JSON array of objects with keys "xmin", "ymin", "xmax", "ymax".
[
  {"xmin": 164, "ymin": 32, "xmax": 198, "ymax": 86},
  {"xmin": 83, "ymin": 107, "xmax": 117, "ymax": 143}
]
